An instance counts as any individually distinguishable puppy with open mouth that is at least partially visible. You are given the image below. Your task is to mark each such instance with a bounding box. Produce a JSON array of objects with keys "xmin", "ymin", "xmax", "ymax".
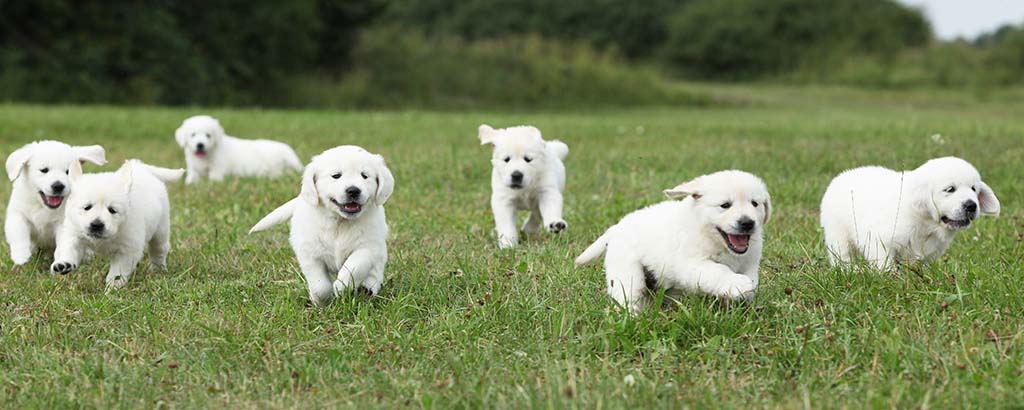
[
  {"xmin": 50, "ymin": 160, "xmax": 185, "ymax": 289},
  {"xmin": 820, "ymin": 156, "xmax": 1000, "ymax": 270},
  {"xmin": 5, "ymin": 141, "xmax": 106, "ymax": 266},
  {"xmin": 249, "ymin": 146, "xmax": 394, "ymax": 307},
  {"xmin": 575, "ymin": 171, "xmax": 771, "ymax": 314},
  {"xmin": 478, "ymin": 124, "xmax": 569, "ymax": 249},
  {"xmin": 175, "ymin": 115, "xmax": 303, "ymax": 184}
]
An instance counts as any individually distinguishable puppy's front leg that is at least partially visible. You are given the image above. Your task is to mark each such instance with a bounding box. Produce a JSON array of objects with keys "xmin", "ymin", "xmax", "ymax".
[
  {"xmin": 538, "ymin": 190, "xmax": 567, "ymax": 234},
  {"xmin": 105, "ymin": 249, "xmax": 144, "ymax": 289},
  {"xmin": 51, "ymin": 227, "xmax": 83, "ymax": 275},
  {"xmin": 685, "ymin": 261, "xmax": 757, "ymax": 301},
  {"xmin": 334, "ymin": 249, "xmax": 375, "ymax": 295},
  {"xmin": 5, "ymin": 213, "xmax": 34, "ymax": 265},
  {"xmin": 298, "ymin": 256, "xmax": 335, "ymax": 307},
  {"xmin": 491, "ymin": 196, "xmax": 518, "ymax": 248}
]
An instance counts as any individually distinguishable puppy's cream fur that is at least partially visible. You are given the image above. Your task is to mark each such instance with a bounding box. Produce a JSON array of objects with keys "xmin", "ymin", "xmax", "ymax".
[
  {"xmin": 5, "ymin": 141, "xmax": 106, "ymax": 265},
  {"xmin": 576, "ymin": 171, "xmax": 771, "ymax": 313},
  {"xmin": 820, "ymin": 156, "xmax": 999, "ymax": 269},
  {"xmin": 175, "ymin": 115, "xmax": 302, "ymax": 184},
  {"xmin": 478, "ymin": 124, "xmax": 569, "ymax": 248},
  {"xmin": 50, "ymin": 160, "xmax": 184, "ymax": 288},
  {"xmin": 250, "ymin": 146, "xmax": 394, "ymax": 307}
]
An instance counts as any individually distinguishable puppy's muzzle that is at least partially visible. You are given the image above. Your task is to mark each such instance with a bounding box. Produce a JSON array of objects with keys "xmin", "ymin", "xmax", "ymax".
[
  {"xmin": 195, "ymin": 142, "xmax": 207, "ymax": 157},
  {"xmin": 88, "ymin": 220, "xmax": 105, "ymax": 237}
]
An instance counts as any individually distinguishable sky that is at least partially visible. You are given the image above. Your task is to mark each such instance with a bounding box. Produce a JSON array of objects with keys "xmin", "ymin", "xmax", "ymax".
[{"xmin": 897, "ymin": 0, "xmax": 1024, "ymax": 40}]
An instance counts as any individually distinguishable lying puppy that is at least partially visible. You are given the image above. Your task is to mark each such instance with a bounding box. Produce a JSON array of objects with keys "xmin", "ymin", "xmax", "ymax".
[
  {"xmin": 175, "ymin": 115, "xmax": 302, "ymax": 184},
  {"xmin": 249, "ymin": 146, "xmax": 394, "ymax": 307},
  {"xmin": 50, "ymin": 160, "xmax": 185, "ymax": 288},
  {"xmin": 820, "ymin": 156, "xmax": 999, "ymax": 269},
  {"xmin": 5, "ymin": 141, "xmax": 106, "ymax": 265},
  {"xmin": 478, "ymin": 124, "xmax": 569, "ymax": 248},
  {"xmin": 576, "ymin": 171, "xmax": 771, "ymax": 313}
]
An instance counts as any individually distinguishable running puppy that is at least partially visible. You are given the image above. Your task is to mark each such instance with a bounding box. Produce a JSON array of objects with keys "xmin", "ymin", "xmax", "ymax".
[
  {"xmin": 175, "ymin": 115, "xmax": 303, "ymax": 184},
  {"xmin": 478, "ymin": 124, "xmax": 569, "ymax": 248},
  {"xmin": 50, "ymin": 160, "xmax": 185, "ymax": 288},
  {"xmin": 820, "ymin": 156, "xmax": 999, "ymax": 269},
  {"xmin": 249, "ymin": 146, "xmax": 394, "ymax": 307},
  {"xmin": 5, "ymin": 141, "xmax": 106, "ymax": 265},
  {"xmin": 576, "ymin": 171, "xmax": 771, "ymax": 313}
]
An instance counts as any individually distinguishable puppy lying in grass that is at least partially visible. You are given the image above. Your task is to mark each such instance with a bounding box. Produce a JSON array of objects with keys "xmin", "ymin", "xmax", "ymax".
[
  {"xmin": 478, "ymin": 124, "xmax": 569, "ymax": 249},
  {"xmin": 250, "ymin": 146, "xmax": 394, "ymax": 307},
  {"xmin": 5, "ymin": 141, "xmax": 106, "ymax": 266},
  {"xmin": 820, "ymin": 156, "xmax": 1000, "ymax": 270},
  {"xmin": 576, "ymin": 171, "xmax": 771, "ymax": 314},
  {"xmin": 175, "ymin": 115, "xmax": 302, "ymax": 184},
  {"xmin": 50, "ymin": 160, "xmax": 185, "ymax": 289}
]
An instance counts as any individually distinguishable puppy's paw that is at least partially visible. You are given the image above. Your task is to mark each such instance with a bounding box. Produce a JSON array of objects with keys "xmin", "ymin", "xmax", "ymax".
[
  {"xmin": 360, "ymin": 277, "xmax": 382, "ymax": 297},
  {"xmin": 12, "ymin": 251, "xmax": 31, "ymax": 266},
  {"xmin": 105, "ymin": 274, "xmax": 130, "ymax": 289},
  {"xmin": 718, "ymin": 276, "xmax": 756, "ymax": 301},
  {"xmin": 50, "ymin": 261, "xmax": 77, "ymax": 275},
  {"xmin": 547, "ymin": 220, "xmax": 567, "ymax": 234},
  {"xmin": 497, "ymin": 235, "xmax": 518, "ymax": 249},
  {"xmin": 332, "ymin": 279, "xmax": 351, "ymax": 296}
]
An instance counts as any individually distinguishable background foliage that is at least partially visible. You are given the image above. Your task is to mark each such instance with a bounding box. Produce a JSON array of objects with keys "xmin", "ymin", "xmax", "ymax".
[{"xmin": 0, "ymin": 0, "xmax": 1022, "ymax": 107}]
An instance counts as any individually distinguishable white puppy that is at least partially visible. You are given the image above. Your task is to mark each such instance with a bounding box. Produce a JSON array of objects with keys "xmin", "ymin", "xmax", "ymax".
[
  {"xmin": 820, "ymin": 156, "xmax": 999, "ymax": 269},
  {"xmin": 249, "ymin": 146, "xmax": 394, "ymax": 307},
  {"xmin": 5, "ymin": 141, "xmax": 106, "ymax": 265},
  {"xmin": 478, "ymin": 124, "xmax": 569, "ymax": 248},
  {"xmin": 50, "ymin": 160, "xmax": 185, "ymax": 288},
  {"xmin": 174, "ymin": 115, "xmax": 302, "ymax": 184},
  {"xmin": 575, "ymin": 171, "xmax": 771, "ymax": 313}
]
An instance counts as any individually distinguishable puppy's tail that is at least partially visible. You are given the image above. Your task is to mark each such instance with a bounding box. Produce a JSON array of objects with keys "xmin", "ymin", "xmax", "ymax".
[
  {"xmin": 575, "ymin": 231, "xmax": 610, "ymax": 267},
  {"xmin": 249, "ymin": 198, "xmax": 298, "ymax": 233},
  {"xmin": 546, "ymin": 140, "xmax": 569, "ymax": 161},
  {"xmin": 128, "ymin": 159, "xmax": 186, "ymax": 183}
]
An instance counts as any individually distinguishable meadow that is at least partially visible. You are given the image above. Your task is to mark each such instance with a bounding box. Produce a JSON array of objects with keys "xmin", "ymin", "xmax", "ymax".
[{"xmin": 1, "ymin": 86, "xmax": 1022, "ymax": 408}]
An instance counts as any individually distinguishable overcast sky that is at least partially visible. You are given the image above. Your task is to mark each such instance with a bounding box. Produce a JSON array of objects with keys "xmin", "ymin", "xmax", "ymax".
[{"xmin": 897, "ymin": 0, "xmax": 1024, "ymax": 39}]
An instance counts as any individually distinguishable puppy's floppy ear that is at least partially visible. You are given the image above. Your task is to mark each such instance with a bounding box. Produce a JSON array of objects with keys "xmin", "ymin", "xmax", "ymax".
[
  {"xmin": 210, "ymin": 118, "xmax": 226, "ymax": 140},
  {"xmin": 978, "ymin": 181, "xmax": 1000, "ymax": 216},
  {"xmin": 299, "ymin": 164, "xmax": 319, "ymax": 206},
  {"xmin": 762, "ymin": 194, "xmax": 772, "ymax": 225},
  {"xmin": 5, "ymin": 143, "xmax": 34, "ymax": 181},
  {"xmin": 116, "ymin": 161, "xmax": 134, "ymax": 190},
  {"xmin": 174, "ymin": 124, "xmax": 189, "ymax": 148},
  {"xmin": 478, "ymin": 124, "xmax": 496, "ymax": 145},
  {"xmin": 912, "ymin": 180, "xmax": 941, "ymax": 221},
  {"xmin": 72, "ymin": 145, "xmax": 106, "ymax": 166},
  {"xmin": 68, "ymin": 157, "xmax": 84, "ymax": 183},
  {"xmin": 373, "ymin": 154, "xmax": 395, "ymax": 206},
  {"xmin": 664, "ymin": 177, "xmax": 703, "ymax": 200}
]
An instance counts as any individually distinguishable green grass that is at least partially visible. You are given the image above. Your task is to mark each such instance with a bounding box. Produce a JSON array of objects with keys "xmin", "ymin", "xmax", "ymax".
[{"xmin": 1, "ymin": 86, "xmax": 1022, "ymax": 408}]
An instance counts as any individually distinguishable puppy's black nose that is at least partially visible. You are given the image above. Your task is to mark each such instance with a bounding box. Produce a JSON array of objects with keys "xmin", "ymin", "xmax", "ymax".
[
  {"xmin": 964, "ymin": 200, "xmax": 978, "ymax": 215},
  {"xmin": 737, "ymin": 217, "xmax": 756, "ymax": 233},
  {"xmin": 511, "ymin": 171, "xmax": 524, "ymax": 182},
  {"xmin": 346, "ymin": 186, "xmax": 361, "ymax": 198},
  {"xmin": 51, "ymin": 181, "xmax": 65, "ymax": 193},
  {"xmin": 196, "ymin": 143, "xmax": 205, "ymax": 151},
  {"xmin": 89, "ymin": 220, "xmax": 104, "ymax": 232}
]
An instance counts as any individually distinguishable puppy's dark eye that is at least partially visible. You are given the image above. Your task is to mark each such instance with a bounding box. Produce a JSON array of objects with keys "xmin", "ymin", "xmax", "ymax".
[
  {"xmin": 944, "ymin": 186, "xmax": 956, "ymax": 193},
  {"xmin": 503, "ymin": 156, "xmax": 511, "ymax": 163},
  {"xmin": 720, "ymin": 202, "xmax": 732, "ymax": 209},
  {"xmin": 108, "ymin": 207, "xmax": 117, "ymax": 214},
  {"xmin": 971, "ymin": 186, "xmax": 977, "ymax": 192},
  {"xmin": 40, "ymin": 168, "xmax": 49, "ymax": 174},
  {"xmin": 84, "ymin": 204, "xmax": 92, "ymax": 211},
  {"xmin": 524, "ymin": 156, "xmax": 533, "ymax": 163},
  {"xmin": 331, "ymin": 173, "xmax": 342, "ymax": 179},
  {"xmin": 65, "ymin": 169, "xmax": 69, "ymax": 175},
  {"xmin": 751, "ymin": 201, "xmax": 759, "ymax": 207},
  {"xmin": 361, "ymin": 172, "xmax": 368, "ymax": 179}
]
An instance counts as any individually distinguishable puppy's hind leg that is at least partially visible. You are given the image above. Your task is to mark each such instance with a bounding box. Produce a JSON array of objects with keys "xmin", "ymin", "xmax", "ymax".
[
  {"xmin": 521, "ymin": 204, "xmax": 543, "ymax": 235},
  {"xmin": 147, "ymin": 215, "xmax": 171, "ymax": 270},
  {"xmin": 822, "ymin": 226, "xmax": 852, "ymax": 266},
  {"xmin": 604, "ymin": 247, "xmax": 647, "ymax": 315}
]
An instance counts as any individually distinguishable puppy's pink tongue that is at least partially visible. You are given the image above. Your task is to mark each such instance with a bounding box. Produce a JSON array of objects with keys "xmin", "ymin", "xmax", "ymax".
[
  {"xmin": 45, "ymin": 195, "xmax": 63, "ymax": 207},
  {"xmin": 727, "ymin": 234, "xmax": 750, "ymax": 250},
  {"xmin": 195, "ymin": 151, "xmax": 206, "ymax": 158},
  {"xmin": 344, "ymin": 203, "xmax": 361, "ymax": 212}
]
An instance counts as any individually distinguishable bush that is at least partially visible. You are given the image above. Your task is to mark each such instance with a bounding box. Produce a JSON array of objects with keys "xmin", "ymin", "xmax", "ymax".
[
  {"xmin": 661, "ymin": 0, "xmax": 930, "ymax": 80},
  {"xmin": 286, "ymin": 28, "xmax": 704, "ymax": 109}
]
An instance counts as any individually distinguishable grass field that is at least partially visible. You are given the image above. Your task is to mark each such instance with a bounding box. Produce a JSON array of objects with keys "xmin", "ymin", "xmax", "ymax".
[{"xmin": 1, "ymin": 86, "xmax": 1022, "ymax": 408}]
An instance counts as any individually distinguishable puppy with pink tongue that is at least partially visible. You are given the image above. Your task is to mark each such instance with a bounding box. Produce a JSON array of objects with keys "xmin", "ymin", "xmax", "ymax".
[{"xmin": 575, "ymin": 170, "xmax": 771, "ymax": 314}]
